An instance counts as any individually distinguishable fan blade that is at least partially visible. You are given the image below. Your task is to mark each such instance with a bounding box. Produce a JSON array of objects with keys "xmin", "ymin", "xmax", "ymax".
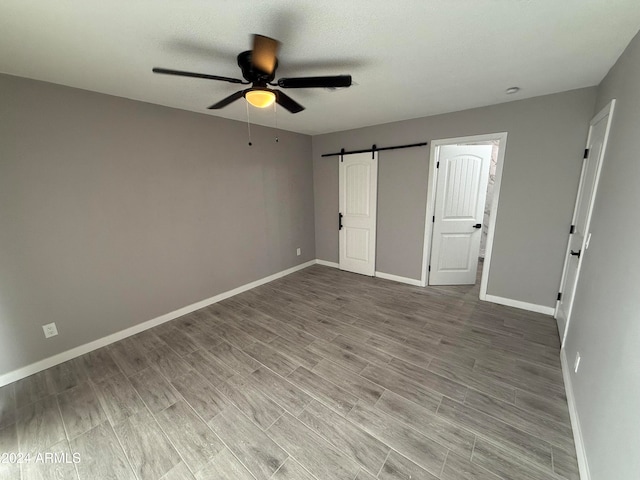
[
  {"xmin": 277, "ymin": 75, "xmax": 352, "ymax": 89},
  {"xmin": 207, "ymin": 90, "xmax": 246, "ymax": 109},
  {"xmin": 251, "ymin": 34, "xmax": 280, "ymax": 74},
  {"xmin": 275, "ymin": 90, "xmax": 305, "ymax": 114},
  {"xmin": 153, "ymin": 68, "xmax": 245, "ymax": 84}
]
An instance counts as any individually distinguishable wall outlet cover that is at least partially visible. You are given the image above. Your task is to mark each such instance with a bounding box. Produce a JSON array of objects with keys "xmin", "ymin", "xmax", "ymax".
[
  {"xmin": 296, "ymin": 248, "xmax": 301, "ymax": 256},
  {"xmin": 43, "ymin": 322, "xmax": 58, "ymax": 338}
]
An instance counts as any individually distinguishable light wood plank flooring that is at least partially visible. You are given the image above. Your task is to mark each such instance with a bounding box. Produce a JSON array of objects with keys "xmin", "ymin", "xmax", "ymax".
[{"xmin": 0, "ymin": 264, "xmax": 579, "ymax": 480}]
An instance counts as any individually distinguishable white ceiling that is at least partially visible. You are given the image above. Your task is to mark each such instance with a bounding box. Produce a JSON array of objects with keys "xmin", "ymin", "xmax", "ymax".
[{"xmin": 1, "ymin": 1, "xmax": 639, "ymax": 135}]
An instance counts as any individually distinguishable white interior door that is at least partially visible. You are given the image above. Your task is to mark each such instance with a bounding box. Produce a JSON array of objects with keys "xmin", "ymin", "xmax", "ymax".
[
  {"xmin": 339, "ymin": 152, "xmax": 378, "ymax": 276},
  {"xmin": 556, "ymin": 100, "xmax": 615, "ymax": 342},
  {"xmin": 429, "ymin": 145, "xmax": 492, "ymax": 285}
]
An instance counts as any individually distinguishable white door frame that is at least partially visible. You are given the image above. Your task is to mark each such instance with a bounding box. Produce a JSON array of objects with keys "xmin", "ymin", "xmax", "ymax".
[
  {"xmin": 420, "ymin": 132, "xmax": 508, "ymax": 299},
  {"xmin": 556, "ymin": 99, "xmax": 616, "ymax": 345}
]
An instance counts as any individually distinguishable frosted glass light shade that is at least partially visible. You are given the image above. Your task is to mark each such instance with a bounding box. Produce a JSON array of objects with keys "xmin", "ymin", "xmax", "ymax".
[{"xmin": 245, "ymin": 89, "xmax": 276, "ymax": 108}]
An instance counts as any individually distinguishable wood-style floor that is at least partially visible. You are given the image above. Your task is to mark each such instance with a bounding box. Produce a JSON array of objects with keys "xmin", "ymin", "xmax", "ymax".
[{"xmin": 0, "ymin": 264, "xmax": 579, "ymax": 480}]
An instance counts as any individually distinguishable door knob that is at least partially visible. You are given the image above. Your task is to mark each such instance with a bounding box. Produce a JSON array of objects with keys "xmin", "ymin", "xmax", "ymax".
[
  {"xmin": 472, "ymin": 223, "xmax": 482, "ymax": 229},
  {"xmin": 570, "ymin": 249, "xmax": 581, "ymax": 258}
]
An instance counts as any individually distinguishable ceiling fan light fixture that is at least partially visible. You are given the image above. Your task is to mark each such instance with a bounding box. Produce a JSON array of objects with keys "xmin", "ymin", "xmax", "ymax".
[
  {"xmin": 245, "ymin": 89, "xmax": 276, "ymax": 108},
  {"xmin": 153, "ymin": 34, "xmax": 348, "ymax": 113}
]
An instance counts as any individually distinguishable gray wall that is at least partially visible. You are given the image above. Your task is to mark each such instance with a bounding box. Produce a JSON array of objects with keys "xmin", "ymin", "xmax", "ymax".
[
  {"xmin": 564, "ymin": 30, "xmax": 640, "ymax": 480},
  {"xmin": 312, "ymin": 88, "xmax": 597, "ymax": 307},
  {"xmin": 0, "ymin": 74, "xmax": 315, "ymax": 376}
]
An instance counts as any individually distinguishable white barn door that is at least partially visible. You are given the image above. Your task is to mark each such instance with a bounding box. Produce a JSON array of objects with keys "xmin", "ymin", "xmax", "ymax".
[
  {"xmin": 429, "ymin": 145, "xmax": 492, "ymax": 285},
  {"xmin": 339, "ymin": 152, "xmax": 378, "ymax": 276}
]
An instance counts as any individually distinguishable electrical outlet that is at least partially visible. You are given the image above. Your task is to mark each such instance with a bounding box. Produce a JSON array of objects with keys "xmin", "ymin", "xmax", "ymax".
[
  {"xmin": 43, "ymin": 322, "xmax": 58, "ymax": 338},
  {"xmin": 296, "ymin": 248, "xmax": 301, "ymax": 256},
  {"xmin": 574, "ymin": 352, "xmax": 581, "ymax": 373}
]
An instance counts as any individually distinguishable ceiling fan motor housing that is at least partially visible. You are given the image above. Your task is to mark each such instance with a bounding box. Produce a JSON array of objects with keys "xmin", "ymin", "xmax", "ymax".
[{"xmin": 237, "ymin": 51, "xmax": 277, "ymax": 85}]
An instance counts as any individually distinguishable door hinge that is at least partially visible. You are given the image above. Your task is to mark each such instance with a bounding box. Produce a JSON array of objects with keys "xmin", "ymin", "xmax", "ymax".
[
  {"xmin": 570, "ymin": 225, "xmax": 575, "ymax": 234},
  {"xmin": 340, "ymin": 148, "xmax": 345, "ymax": 162},
  {"xmin": 583, "ymin": 148, "xmax": 590, "ymax": 159},
  {"xmin": 432, "ymin": 216, "xmax": 435, "ymax": 223},
  {"xmin": 557, "ymin": 292, "xmax": 562, "ymax": 301},
  {"xmin": 436, "ymin": 161, "xmax": 440, "ymax": 168},
  {"xmin": 338, "ymin": 212, "xmax": 343, "ymax": 230},
  {"xmin": 428, "ymin": 265, "xmax": 431, "ymax": 272}
]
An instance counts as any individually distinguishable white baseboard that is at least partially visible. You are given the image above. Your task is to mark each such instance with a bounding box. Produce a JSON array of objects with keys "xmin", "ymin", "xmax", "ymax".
[
  {"xmin": 482, "ymin": 294, "xmax": 555, "ymax": 315},
  {"xmin": 0, "ymin": 259, "xmax": 557, "ymax": 387},
  {"xmin": 0, "ymin": 260, "xmax": 316, "ymax": 388},
  {"xmin": 560, "ymin": 348, "xmax": 591, "ymax": 480},
  {"xmin": 375, "ymin": 271, "xmax": 423, "ymax": 287},
  {"xmin": 315, "ymin": 260, "xmax": 423, "ymax": 288},
  {"xmin": 316, "ymin": 259, "xmax": 339, "ymax": 268}
]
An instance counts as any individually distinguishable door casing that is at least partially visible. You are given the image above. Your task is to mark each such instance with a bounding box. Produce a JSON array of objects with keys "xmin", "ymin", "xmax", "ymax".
[{"xmin": 421, "ymin": 132, "xmax": 508, "ymax": 299}]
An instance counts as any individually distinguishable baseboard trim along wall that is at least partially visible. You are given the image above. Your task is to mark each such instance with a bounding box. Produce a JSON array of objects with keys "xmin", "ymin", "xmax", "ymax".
[
  {"xmin": 0, "ymin": 260, "xmax": 316, "ymax": 388},
  {"xmin": 316, "ymin": 259, "xmax": 339, "ymax": 268},
  {"xmin": 315, "ymin": 260, "xmax": 423, "ymax": 287},
  {"xmin": 560, "ymin": 348, "xmax": 591, "ymax": 480},
  {"xmin": 482, "ymin": 293, "xmax": 555, "ymax": 315},
  {"xmin": 317, "ymin": 260, "xmax": 553, "ymax": 312},
  {"xmin": 375, "ymin": 271, "xmax": 423, "ymax": 287},
  {"xmin": 1, "ymin": 259, "xmax": 557, "ymax": 387}
]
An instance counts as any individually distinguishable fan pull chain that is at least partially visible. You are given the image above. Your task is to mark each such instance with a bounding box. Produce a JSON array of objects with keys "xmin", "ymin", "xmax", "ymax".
[
  {"xmin": 246, "ymin": 101, "xmax": 252, "ymax": 146},
  {"xmin": 273, "ymin": 102, "xmax": 279, "ymax": 143}
]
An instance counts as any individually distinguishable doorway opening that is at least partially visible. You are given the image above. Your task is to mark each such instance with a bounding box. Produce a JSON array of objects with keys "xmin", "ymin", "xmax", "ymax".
[{"xmin": 420, "ymin": 132, "xmax": 508, "ymax": 302}]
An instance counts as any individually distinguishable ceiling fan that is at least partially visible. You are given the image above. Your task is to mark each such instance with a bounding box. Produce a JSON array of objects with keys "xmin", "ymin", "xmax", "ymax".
[{"xmin": 152, "ymin": 34, "xmax": 352, "ymax": 114}]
